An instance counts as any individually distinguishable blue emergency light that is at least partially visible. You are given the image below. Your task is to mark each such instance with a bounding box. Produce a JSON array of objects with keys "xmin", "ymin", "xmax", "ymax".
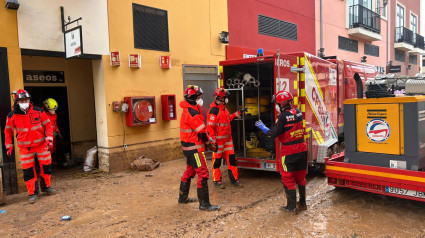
[{"xmin": 257, "ymin": 48, "xmax": 264, "ymax": 56}]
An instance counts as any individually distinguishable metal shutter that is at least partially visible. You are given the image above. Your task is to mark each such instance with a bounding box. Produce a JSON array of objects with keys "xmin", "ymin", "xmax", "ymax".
[
  {"xmin": 395, "ymin": 49, "xmax": 405, "ymax": 62},
  {"xmin": 258, "ymin": 15, "xmax": 297, "ymax": 41},
  {"xmin": 364, "ymin": 43, "xmax": 379, "ymax": 57},
  {"xmin": 338, "ymin": 36, "xmax": 358, "ymax": 53}
]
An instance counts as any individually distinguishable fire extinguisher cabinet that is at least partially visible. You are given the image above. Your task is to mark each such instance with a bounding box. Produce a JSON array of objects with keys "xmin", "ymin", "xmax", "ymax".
[
  {"xmin": 161, "ymin": 94, "xmax": 177, "ymax": 120},
  {"xmin": 124, "ymin": 96, "xmax": 156, "ymax": 126}
]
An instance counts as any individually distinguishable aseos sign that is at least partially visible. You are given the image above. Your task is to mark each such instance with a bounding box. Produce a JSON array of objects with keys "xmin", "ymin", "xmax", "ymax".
[
  {"xmin": 23, "ymin": 70, "xmax": 65, "ymax": 83},
  {"xmin": 64, "ymin": 26, "xmax": 83, "ymax": 59}
]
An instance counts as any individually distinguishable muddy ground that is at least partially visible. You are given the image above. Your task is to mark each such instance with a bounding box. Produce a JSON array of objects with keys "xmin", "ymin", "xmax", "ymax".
[{"xmin": 1, "ymin": 158, "xmax": 425, "ymax": 238}]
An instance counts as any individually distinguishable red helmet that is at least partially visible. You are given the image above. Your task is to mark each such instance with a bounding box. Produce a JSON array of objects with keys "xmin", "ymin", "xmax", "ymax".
[
  {"xmin": 273, "ymin": 90, "xmax": 293, "ymax": 106},
  {"xmin": 213, "ymin": 88, "xmax": 230, "ymax": 99},
  {"xmin": 184, "ymin": 85, "xmax": 203, "ymax": 99},
  {"xmin": 12, "ymin": 89, "xmax": 31, "ymax": 102}
]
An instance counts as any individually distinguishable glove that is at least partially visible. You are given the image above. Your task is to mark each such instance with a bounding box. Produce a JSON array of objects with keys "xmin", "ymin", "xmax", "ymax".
[
  {"xmin": 46, "ymin": 139, "xmax": 53, "ymax": 152},
  {"xmin": 6, "ymin": 147, "xmax": 13, "ymax": 157},
  {"xmin": 255, "ymin": 120, "xmax": 270, "ymax": 134},
  {"xmin": 206, "ymin": 141, "xmax": 218, "ymax": 152},
  {"xmin": 239, "ymin": 108, "xmax": 248, "ymax": 115}
]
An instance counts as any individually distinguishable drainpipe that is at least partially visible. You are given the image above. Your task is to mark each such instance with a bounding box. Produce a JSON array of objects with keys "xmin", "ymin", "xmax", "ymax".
[
  {"xmin": 386, "ymin": 1, "xmax": 389, "ymax": 67},
  {"xmin": 319, "ymin": 0, "xmax": 325, "ymax": 58}
]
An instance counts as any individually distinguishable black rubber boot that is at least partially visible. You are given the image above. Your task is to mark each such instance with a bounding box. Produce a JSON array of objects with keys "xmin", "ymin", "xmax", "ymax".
[
  {"xmin": 44, "ymin": 187, "xmax": 56, "ymax": 195},
  {"xmin": 297, "ymin": 185, "xmax": 307, "ymax": 211},
  {"xmin": 281, "ymin": 189, "xmax": 298, "ymax": 214},
  {"xmin": 178, "ymin": 178, "xmax": 197, "ymax": 204},
  {"xmin": 228, "ymin": 170, "xmax": 243, "ymax": 188},
  {"xmin": 28, "ymin": 194, "xmax": 38, "ymax": 204},
  {"xmin": 198, "ymin": 179, "xmax": 219, "ymax": 211}
]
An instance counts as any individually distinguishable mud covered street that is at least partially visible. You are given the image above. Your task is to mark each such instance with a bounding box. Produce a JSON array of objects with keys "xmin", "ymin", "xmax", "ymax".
[{"xmin": 1, "ymin": 159, "xmax": 425, "ymax": 238}]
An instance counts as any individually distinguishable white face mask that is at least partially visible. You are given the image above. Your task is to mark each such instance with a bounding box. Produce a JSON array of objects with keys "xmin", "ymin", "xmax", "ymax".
[
  {"xmin": 196, "ymin": 98, "xmax": 204, "ymax": 107},
  {"xmin": 49, "ymin": 110, "xmax": 56, "ymax": 115},
  {"xmin": 19, "ymin": 102, "xmax": 30, "ymax": 111},
  {"xmin": 224, "ymin": 98, "xmax": 229, "ymax": 104}
]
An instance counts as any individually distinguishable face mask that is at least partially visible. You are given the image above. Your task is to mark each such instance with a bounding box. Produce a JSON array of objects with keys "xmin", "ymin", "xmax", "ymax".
[
  {"xmin": 49, "ymin": 110, "xmax": 56, "ymax": 115},
  {"xmin": 224, "ymin": 98, "xmax": 229, "ymax": 104},
  {"xmin": 19, "ymin": 102, "xmax": 30, "ymax": 111},
  {"xmin": 196, "ymin": 98, "xmax": 203, "ymax": 107}
]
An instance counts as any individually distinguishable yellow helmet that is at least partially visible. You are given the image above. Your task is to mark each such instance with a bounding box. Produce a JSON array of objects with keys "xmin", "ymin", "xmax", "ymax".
[{"xmin": 43, "ymin": 98, "xmax": 58, "ymax": 110}]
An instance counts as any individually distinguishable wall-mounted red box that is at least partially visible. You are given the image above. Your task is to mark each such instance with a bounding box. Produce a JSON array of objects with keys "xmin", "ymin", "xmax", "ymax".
[
  {"xmin": 124, "ymin": 96, "xmax": 156, "ymax": 126},
  {"xmin": 161, "ymin": 94, "xmax": 177, "ymax": 120}
]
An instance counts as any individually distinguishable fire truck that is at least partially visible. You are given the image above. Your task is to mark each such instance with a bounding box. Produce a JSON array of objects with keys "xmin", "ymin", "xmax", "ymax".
[{"xmin": 218, "ymin": 51, "xmax": 377, "ymax": 172}]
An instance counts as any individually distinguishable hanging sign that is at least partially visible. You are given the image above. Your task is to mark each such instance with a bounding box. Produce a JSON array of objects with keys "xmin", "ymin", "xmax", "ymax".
[
  {"xmin": 160, "ymin": 56, "xmax": 171, "ymax": 69},
  {"xmin": 110, "ymin": 51, "xmax": 120, "ymax": 66},
  {"xmin": 129, "ymin": 54, "xmax": 141, "ymax": 68},
  {"xmin": 64, "ymin": 26, "xmax": 83, "ymax": 59},
  {"xmin": 23, "ymin": 70, "xmax": 65, "ymax": 83}
]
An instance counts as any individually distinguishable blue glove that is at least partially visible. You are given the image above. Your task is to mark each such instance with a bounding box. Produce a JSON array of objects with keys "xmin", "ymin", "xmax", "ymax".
[{"xmin": 255, "ymin": 120, "xmax": 269, "ymax": 134}]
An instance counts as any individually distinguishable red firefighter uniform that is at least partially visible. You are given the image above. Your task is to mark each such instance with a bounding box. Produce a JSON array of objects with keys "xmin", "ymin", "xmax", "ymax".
[
  {"xmin": 45, "ymin": 112, "xmax": 59, "ymax": 153},
  {"xmin": 4, "ymin": 104, "xmax": 54, "ymax": 195},
  {"xmin": 266, "ymin": 107, "xmax": 307, "ymax": 190},
  {"xmin": 207, "ymin": 101, "xmax": 241, "ymax": 183},
  {"xmin": 179, "ymin": 100, "xmax": 209, "ymax": 189}
]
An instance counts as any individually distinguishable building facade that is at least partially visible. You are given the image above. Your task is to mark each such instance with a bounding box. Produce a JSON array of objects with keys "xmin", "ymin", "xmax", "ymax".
[
  {"xmin": 317, "ymin": 0, "xmax": 424, "ymax": 76},
  {"xmin": 226, "ymin": 0, "xmax": 316, "ymax": 59},
  {"xmin": 0, "ymin": 0, "xmax": 227, "ymax": 193}
]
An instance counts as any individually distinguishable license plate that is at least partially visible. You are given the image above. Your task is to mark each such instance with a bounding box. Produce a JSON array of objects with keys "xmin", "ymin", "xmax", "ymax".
[
  {"xmin": 386, "ymin": 187, "xmax": 425, "ymax": 199},
  {"xmin": 345, "ymin": 180, "xmax": 383, "ymax": 191},
  {"xmin": 237, "ymin": 161, "xmax": 261, "ymax": 168},
  {"xmin": 265, "ymin": 163, "xmax": 276, "ymax": 169}
]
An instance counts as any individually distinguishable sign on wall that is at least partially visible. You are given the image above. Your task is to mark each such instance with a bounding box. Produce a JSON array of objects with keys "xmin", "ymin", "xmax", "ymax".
[
  {"xmin": 110, "ymin": 51, "xmax": 120, "ymax": 66},
  {"xmin": 64, "ymin": 26, "xmax": 83, "ymax": 59},
  {"xmin": 23, "ymin": 70, "xmax": 65, "ymax": 83},
  {"xmin": 160, "ymin": 56, "xmax": 171, "ymax": 69},
  {"xmin": 129, "ymin": 54, "xmax": 141, "ymax": 68}
]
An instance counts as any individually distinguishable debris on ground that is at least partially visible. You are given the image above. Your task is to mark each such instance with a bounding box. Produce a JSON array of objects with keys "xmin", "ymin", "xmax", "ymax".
[
  {"xmin": 84, "ymin": 146, "xmax": 98, "ymax": 172},
  {"xmin": 130, "ymin": 156, "xmax": 160, "ymax": 171}
]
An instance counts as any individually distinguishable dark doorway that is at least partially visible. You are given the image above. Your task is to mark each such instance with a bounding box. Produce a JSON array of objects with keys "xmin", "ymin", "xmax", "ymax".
[
  {"xmin": 0, "ymin": 48, "xmax": 18, "ymax": 195},
  {"xmin": 24, "ymin": 86, "xmax": 71, "ymax": 165}
]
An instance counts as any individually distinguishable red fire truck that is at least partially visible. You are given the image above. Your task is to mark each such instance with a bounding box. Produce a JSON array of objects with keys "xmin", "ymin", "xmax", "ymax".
[{"xmin": 218, "ymin": 51, "xmax": 377, "ymax": 172}]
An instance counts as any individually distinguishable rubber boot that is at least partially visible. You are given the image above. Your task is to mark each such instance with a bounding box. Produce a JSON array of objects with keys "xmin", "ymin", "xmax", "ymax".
[
  {"xmin": 228, "ymin": 170, "xmax": 243, "ymax": 188},
  {"xmin": 198, "ymin": 179, "xmax": 219, "ymax": 211},
  {"xmin": 178, "ymin": 178, "xmax": 197, "ymax": 204},
  {"xmin": 44, "ymin": 187, "xmax": 56, "ymax": 195},
  {"xmin": 297, "ymin": 185, "xmax": 307, "ymax": 211},
  {"xmin": 281, "ymin": 189, "xmax": 298, "ymax": 214},
  {"xmin": 28, "ymin": 194, "xmax": 38, "ymax": 204},
  {"xmin": 214, "ymin": 180, "xmax": 225, "ymax": 189}
]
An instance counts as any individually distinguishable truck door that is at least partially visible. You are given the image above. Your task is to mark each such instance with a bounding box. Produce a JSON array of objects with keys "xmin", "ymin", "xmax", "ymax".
[{"xmin": 274, "ymin": 54, "xmax": 300, "ymax": 161}]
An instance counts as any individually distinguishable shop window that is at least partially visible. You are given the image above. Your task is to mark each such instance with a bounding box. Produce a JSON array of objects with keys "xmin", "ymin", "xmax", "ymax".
[
  {"xmin": 258, "ymin": 15, "xmax": 297, "ymax": 41},
  {"xmin": 409, "ymin": 54, "xmax": 417, "ymax": 65},
  {"xmin": 133, "ymin": 4, "xmax": 169, "ymax": 52},
  {"xmin": 338, "ymin": 36, "xmax": 358, "ymax": 53},
  {"xmin": 364, "ymin": 43, "xmax": 379, "ymax": 57},
  {"xmin": 395, "ymin": 49, "xmax": 405, "ymax": 62}
]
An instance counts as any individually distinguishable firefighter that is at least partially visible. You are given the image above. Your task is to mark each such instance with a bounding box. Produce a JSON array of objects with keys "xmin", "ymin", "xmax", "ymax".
[
  {"xmin": 207, "ymin": 88, "xmax": 246, "ymax": 189},
  {"xmin": 43, "ymin": 98, "xmax": 62, "ymax": 154},
  {"xmin": 4, "ymin": 89, "xmax": 56, "ymax": 204},
  {"xmin": 255, "ymin": 90, "xmax": 307, "ymax": 214},
  {"xmin": 178, "ymin": 85, "xmax": 219, "ymax": 211}
]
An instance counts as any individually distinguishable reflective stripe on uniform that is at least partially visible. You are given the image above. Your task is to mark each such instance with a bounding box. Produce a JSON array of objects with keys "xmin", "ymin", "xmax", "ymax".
[
  {"xmin": 194, "ymin": 124, "xmax": 205, "ymax": 132},
  {"xmin": 182, "ymin": 144, "xmax": 204, "ymax": 151},
  {"xmin": 224, "ymin": 141, "xmax": 233, "ymax": 145},
  {"xmin": 218, "ymin": 123, "xmax": 228, "ymax": 126},
  {"xmin": 6, "ymin": 144, "xmax": 13, "ymax": 148},
  {"xmin": 282, "ymin": 156, "xmax": 287, "ymax": 172},
  {"xmin": 216, "ymin": 135, "xmax": 228, "ymax": 139},
  {"xmin": 38, "ymin": 155, "xmax": 51, "ymax": 161},
  {"xmin": 180, "ymin": 128, "xmax": 193, "ymax": 133},
  {"xmin": 31, "ymin": 125, "xmax": 43, "ymax": 131},
  {"xmin": 16, "ymin": 128, "xmax": 28, "ymax": 132},
  {"xmin": 37, "ymin": 151, "xmax": 50, "ymax": 156},
  {"xmin": 33, "ymin": 137, "xmax": 45, "ymax": 143},
  {"xmin": 217, "ymin": 145, "xmax": 224, "ymax": 148},
  {"xmin": 194, "ymin": 153, "xmax": 201, "ymax": 167},
  {"xmin": 42, "ymin": 119, "xmax": 51, "ymax": 125},
  {"xmin": 207, "ymin": 122, "xmax": 218, "ymax": 126},
  {"xmin": 17, "ymin": 141, "xmax": 31, "ymax": 145},
  {"xmin": 20, "ymin": 153, "xmax": 35, "ymax": 159},
  {"xmin": 223, "ymin": 147, "xmax": 234, "ymax": 152},
  {"xmin": 5, "ymin": 125, "xmax": 14, "ymax": 129},
  {"xmin": 21, "ymin": 159, "xmax": 35, "ymax": 164}
]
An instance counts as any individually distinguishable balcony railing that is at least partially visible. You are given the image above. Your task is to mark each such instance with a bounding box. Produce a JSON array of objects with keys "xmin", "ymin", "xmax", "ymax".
[
  {"xmin": 413, "ymin": 33, "xmax": 425, "ymax": 50},
  {"xmin": 395, "ymin": 27, "xmax": 413, "ymax": 45},
  {"xmin": 349, "ymin": 4, "xmax": 381, "ymax": 34}
]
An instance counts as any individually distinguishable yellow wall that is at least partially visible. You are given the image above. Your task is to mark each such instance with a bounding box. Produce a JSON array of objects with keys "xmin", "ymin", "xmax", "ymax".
[
  {"xmin": 0, "ymin": 0, "xmax": 25, "ymax": 192},
  {"xmin": 22, "ymin": 56, "xmax": 97, "ymax": 157},
  {"xmin": 99, "ymin": 0, "xmax": 228, "ymax": 171}
]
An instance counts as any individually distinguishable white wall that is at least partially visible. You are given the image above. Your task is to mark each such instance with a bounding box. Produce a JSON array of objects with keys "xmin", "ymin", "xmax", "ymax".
[{"xmin": 17, "ymin": 0, "xmax": 109, "ymax": 55}]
